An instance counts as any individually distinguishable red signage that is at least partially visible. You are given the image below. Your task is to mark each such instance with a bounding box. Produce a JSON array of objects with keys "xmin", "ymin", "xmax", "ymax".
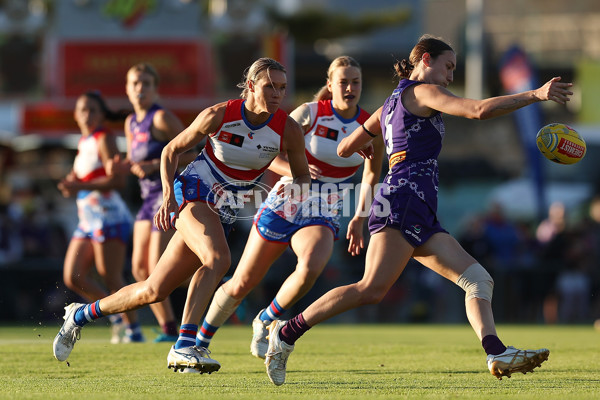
[
  {"xmin": 59, "ymin": 40, "xmax": 215, "ymax": 98},
  {"xmin": 20, "ymin": 102, "xmax": 205, "ymax": 135}
]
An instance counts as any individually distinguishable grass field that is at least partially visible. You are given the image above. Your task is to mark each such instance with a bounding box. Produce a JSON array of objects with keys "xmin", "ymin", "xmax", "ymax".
[{"xmin": 1, "ymin": 323, "xmax": 599, "ymax": 399}]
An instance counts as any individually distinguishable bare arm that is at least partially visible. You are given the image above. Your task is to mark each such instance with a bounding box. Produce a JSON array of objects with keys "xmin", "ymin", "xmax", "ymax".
[
  {"xmin": 281, "ymin": 116, "xmax": 311, "ymax": 187},
  {"xmin": 413, "ymin": 77, "xmax": 573, "ymax": 120},
  {"xmin": 346, "ymin": 133, "xmax": 385, "ymax": 256},
  {"xmin": 338, "ymin": 107, "xmax": 383, "ymax": 158},
  {"xmin": 153, "ymin": 102, "xmax": 226, "ymax": 231}
]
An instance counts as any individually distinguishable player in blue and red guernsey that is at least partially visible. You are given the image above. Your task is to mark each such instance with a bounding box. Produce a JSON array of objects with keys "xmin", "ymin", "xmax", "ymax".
[{"xmin": 53, "ymin": 58, "xmax": 311, "ymax": 374}]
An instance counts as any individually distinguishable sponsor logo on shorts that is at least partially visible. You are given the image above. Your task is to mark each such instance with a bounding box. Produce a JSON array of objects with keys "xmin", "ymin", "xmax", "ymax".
[
  {"xmin": 260, "ymin": 227, "xmax": 287, "ymax": 240},
  {"xmin": 412, "ymin": 224, "xmax": 422, "ymax": 234},
  {"xmin": 405, "ymin": 229, "xmax": 422, "ymax": 243}
]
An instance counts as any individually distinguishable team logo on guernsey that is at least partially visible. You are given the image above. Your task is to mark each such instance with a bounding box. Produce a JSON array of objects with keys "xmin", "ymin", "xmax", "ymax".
[
  {"xmin": 315, "ymin": 124, "xmax": 339, "ymax": 141},
  {"xmin": 218, "ymin": 130, "xmax": 245, "ymax": 147},
  {"xmin": 389, "ymin": 150, "xmax": 406, "ymax": 168},
  {"xmin": 134, "ymin": 131, "xmax": 149, "ymax": 142}
]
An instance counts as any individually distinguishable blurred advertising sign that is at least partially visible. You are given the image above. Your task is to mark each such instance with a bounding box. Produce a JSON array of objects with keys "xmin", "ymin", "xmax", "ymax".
[
  {"xmin": 57, "ymin": 40, "xmax": 214, "ymax": 98},
  {"xmin": 499, "ymin": 46, "xmax": 546, "ymax": 221},
  {"xmin": 20, "ymin": 101, "xmax": 204, "ymax": 135},
  {"xmin": 46, "ymin": 0, "xmax": 215, "ymax": 99}
]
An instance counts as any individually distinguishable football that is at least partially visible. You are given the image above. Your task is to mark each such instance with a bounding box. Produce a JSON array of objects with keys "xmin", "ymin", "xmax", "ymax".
[{"xmin": 536, "ymin": 123, "xmax": 586, "ymax": 164}]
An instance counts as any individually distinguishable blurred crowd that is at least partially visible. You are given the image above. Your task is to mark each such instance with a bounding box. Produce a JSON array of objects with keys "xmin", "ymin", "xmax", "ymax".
[{"xmin": 456, "ymin": 198, "xmax": 600, "ymax": 324}]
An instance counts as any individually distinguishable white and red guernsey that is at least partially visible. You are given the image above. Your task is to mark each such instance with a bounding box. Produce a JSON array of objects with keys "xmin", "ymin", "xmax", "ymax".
[
  {"xmin": 303, "ymin": 100, "xmax": 370, "ymax": 183},
  {"xmin": 204, "ymin": 98, "xmax": 286, "ymax": 182},
  {"xmin": 259, "ymin": 99, "xmax": 371, "ymax": 228},
  {"xmin": 174, "ymin": 99, "xmax": 287, "ymax": 222},
  {"xmin": 72, "ymin": 128, "xmax": 132, "ymax": 241}
]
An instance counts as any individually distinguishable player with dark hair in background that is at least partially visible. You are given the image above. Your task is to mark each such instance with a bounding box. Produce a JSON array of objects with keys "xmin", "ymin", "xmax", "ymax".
[{"xmin": 58, "ymin": 91, "xmax": 141, "ymax": 344}]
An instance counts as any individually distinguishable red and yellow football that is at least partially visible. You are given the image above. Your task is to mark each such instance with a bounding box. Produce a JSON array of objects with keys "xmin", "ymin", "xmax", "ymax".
[{"xmin": 536, "ymin": 123, "xmax": 586, "ymax": 165}]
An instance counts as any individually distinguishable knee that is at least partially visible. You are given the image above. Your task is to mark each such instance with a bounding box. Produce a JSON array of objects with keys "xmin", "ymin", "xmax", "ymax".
[
  {"xmin": 142, "ymin": 280, "xmax": 169, "ymax": 304},
  {"xmin": 354, "ymin": 282, "xmax": 388, "ymax": 306},
  {"xmin": 294, "ymin": 262, "xmax": 323, "ymax": 288},
  {"xmin": 207, "ymin": 251, "xmax": 231, "ymax": 278},
  {"xmin": 63, "ymin": 273, "xmax": 81, "ymax": 292},
  {"xmin": 226, "ymin": 274, "xmax": 257, "ymax": 299},
  {"xmin": 131, "ymin": 263, "xmax": 148, "ymax": 282},
  {"xmin": 456, "ymin": 263, "xmax": 494, "ymax": 302}
]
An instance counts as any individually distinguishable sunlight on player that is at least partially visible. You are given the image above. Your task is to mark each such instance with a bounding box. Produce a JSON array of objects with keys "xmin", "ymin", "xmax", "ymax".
[{"xmin": 264, "ymin": 34, "xmax": 573, "ymax": 385}]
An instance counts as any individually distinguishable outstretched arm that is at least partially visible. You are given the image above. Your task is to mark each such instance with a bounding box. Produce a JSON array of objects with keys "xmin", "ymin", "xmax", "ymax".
[{"xmin": 414, "ymin": 77, "xmax": 573, "ymax": 120}]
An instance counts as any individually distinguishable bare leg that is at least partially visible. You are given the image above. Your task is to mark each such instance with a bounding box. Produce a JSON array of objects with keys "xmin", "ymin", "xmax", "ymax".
[
  {"xmin": 275, "ymin": 225, "xmax": 333, "ymax": 308},
  {"xmin": 176, "ymin": 203, "xmax": 234, "ymax": 327},
  {"xmin": 413, "ymin": 232, "xmax": 497, "ymax": 340},
  {"xmin": 98, "ymin": 231, "xmax": 200, "ymax": 315},
  {"xmin": 63, "ymin": 239, "xmax": 107, "ymax": 300},
  {"xmin": 131, "ymin": 222, "xmax": 177, "ymax": 327},
  {"xmin": 93, "ymin": 238, "xmax": 138, "ymax": 325},
  {"xmin": 302, "ymin": 228, "xmax": 414, "ymax": 326},
  {"xmin": 223, "ymin": 225, "xmax": 288, "ymax": 300}
]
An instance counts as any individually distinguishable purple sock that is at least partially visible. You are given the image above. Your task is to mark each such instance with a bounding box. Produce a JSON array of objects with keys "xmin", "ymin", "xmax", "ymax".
[
  {"xmin": 482, "ymin": 335, "xmax": 507, "ymax": 355},
  {"xmin": 279, "ymin": 313, "xmax": 311, "ymax": 346}
]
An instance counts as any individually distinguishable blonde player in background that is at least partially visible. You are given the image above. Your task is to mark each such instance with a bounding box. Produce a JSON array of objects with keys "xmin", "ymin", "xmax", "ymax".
[{"xmin": 193, "ymin": 56, "xmax": 384, "ymax": 367}]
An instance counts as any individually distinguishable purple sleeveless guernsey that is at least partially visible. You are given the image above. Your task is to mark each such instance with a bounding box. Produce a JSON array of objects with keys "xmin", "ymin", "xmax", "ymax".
[
  {"xmin": 368, "ymin": 79, "xmax": 447, "ymax": 246},
  {"xmin": 129, "ymin": 104, "xmax": 168, "ymax": 221}
]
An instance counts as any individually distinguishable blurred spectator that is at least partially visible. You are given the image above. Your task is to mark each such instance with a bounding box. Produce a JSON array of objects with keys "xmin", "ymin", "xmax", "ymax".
[
  {"xmin": 457, "ymin": 214, "xmax": 491, "ymax": 265},
  {"xmin": 480, "ymin": 202, "xmax": 532, "ymax": 322},
  {"xmin": 536, "ymin": 201, "xmax": 566, "ymax": 244},
  {"xmin": 536, "ymin": 201, "xmax": 570, "ymax": 324},
  {"xmin": 0, "ymin": 202, "xmax": 23, "ymax": 265},
  {"xmin": 481, "ymin": 202, "xmax": 523, "ymax": 271}
]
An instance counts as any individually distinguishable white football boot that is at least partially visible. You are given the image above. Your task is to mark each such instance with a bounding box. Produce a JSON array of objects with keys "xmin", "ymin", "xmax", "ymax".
[
  {"xmin": 265, "ymin": 320, "xmax": 294, "ymax": 386},
  {"xmin": 53, "ymin": 303, "xmax": 85, "ymax": 361},
  {"xmin": 167, "ymin": 345, "xmax": 221, "ymax": 374},
  {"xmin": 250, "ymin": 309, "xmax": 270, "ymax": 359},
  {"xmin": 110, "ymin": 321, "xmax": 125, "ymax": 344},
  {"xmin": 487, "ymin": 346, "xmax": 550, "ymax": 380}
]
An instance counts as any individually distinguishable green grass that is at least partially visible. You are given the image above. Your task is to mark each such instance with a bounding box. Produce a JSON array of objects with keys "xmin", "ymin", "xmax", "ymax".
[{"xmin": 1, "ymin": 323, "xmax": 599, "ymax": 399}]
